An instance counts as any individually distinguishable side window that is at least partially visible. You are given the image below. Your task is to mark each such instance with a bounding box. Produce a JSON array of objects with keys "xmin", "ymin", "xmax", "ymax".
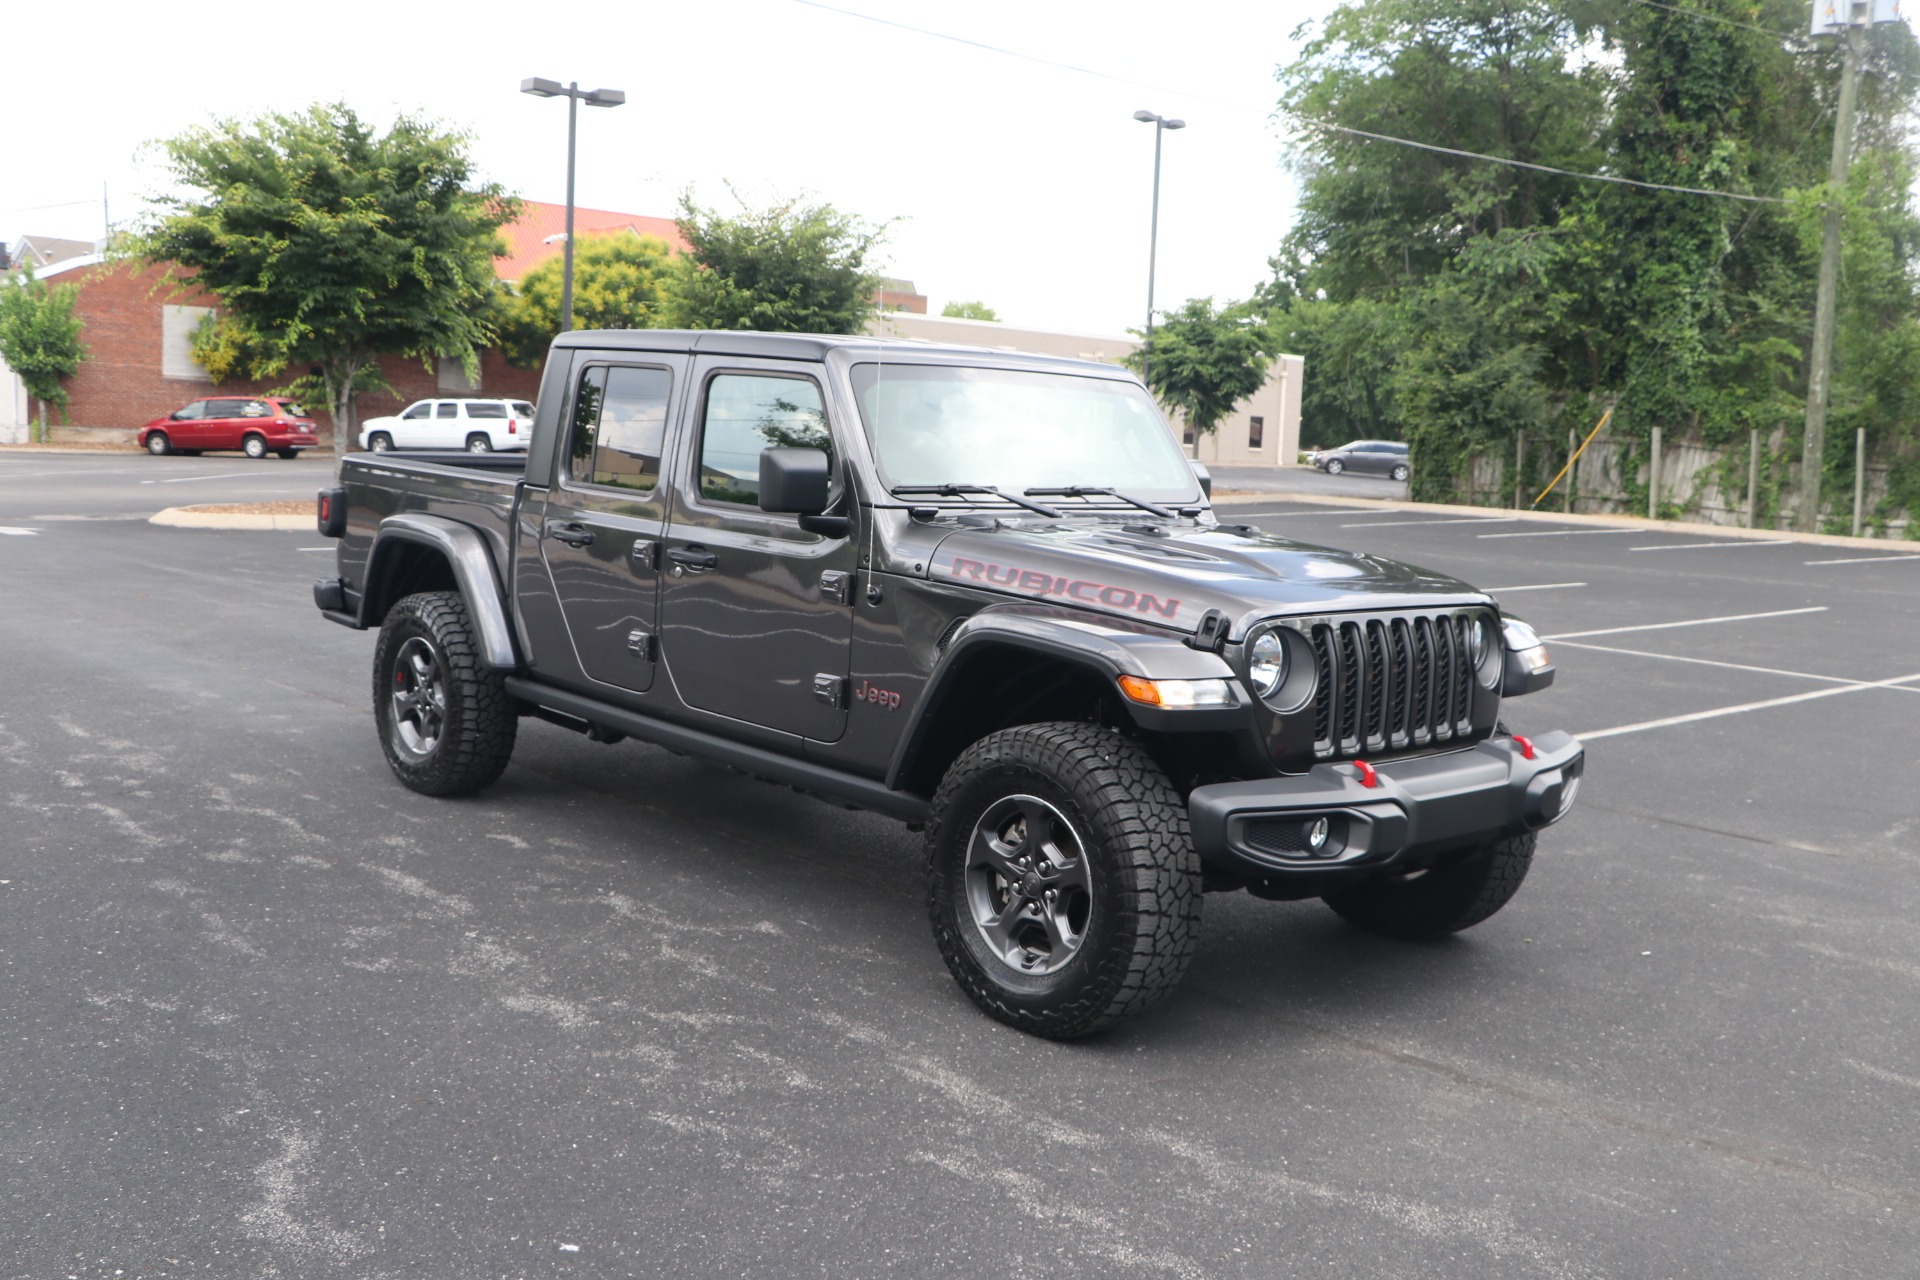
[
  {"xmin": 174, "ymin": 402, "xmax": 206, "ymax": 420},
  {"xmin": 466, "ymin": 402, "xmax": 507, "ymax": 419},
  {"xmin": 240, "ymin": 400, "xmax": 270, "ymax": 417},
  {"xmin": 207, "ymin": 399, "xmax": 244, "ymax": 417},
  {"xmin": 699, "ymin": 374, "xmax": 831, "ymax": 506},
  {"xmin": 568, "ymin": 365, "xmax": 673, "ymax": 492},
  {"xmin": 400, "ymin": 402, "xmax": 430, "ymax": 420},
  {"xmin": 435, "ymin": 402, "xmax": 460, "ymax": 419}
]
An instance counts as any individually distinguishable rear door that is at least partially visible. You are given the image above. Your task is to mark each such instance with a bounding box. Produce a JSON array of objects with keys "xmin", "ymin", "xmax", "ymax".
[
  {"xmin": 201, "ymin": 398, "xmax": 247, "ymax": 449},
  {"xmin": 431, "ymin": 401, "xmax": 463, "ymax": 448},
  {"xmin": 657, "ymin": 360, "xmax": 856, "ymax": 741},
  {"xmin": 538, "ymin": 357, "xmax": 685, "ymax": 695}
]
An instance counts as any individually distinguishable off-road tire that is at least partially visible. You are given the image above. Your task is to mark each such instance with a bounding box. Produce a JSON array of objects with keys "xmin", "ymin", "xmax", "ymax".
[
  {"xmin": 1322, "ymin": 832, "xmax": 1536, "ymax": 940},
  {"xmin": 927, "ymin": 722, "xmax": 1202, "ymax": 1038},
  {"xmin": 146, "ymin": 432, "xmax": 172, "ymax": 456},
  {"xmin": 372, "ymin": 591, "xmax": 516, "ymax": 797},
  {"xmin": 1325, "ymin": 458, "xmax": 1345, "ymax": 475},
  {"xmin": 242, "ymin": 433, "xmax": 268, "ymax": 459}
]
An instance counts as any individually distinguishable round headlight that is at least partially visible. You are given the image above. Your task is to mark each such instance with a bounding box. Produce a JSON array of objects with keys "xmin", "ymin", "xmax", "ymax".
[
  {"xmin": 1468, "ymin": 615, "xmax": 1491, "ymax": 667},
  {"xmin": 1247, "ymin": 629, "xmax": 1288, "ymax": 700}
]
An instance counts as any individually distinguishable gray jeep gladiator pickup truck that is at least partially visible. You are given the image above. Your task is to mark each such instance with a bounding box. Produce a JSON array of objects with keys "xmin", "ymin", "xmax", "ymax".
[{"xmin": 314, "ymin": 330, "xmax": 1582, "ymax": 1038}]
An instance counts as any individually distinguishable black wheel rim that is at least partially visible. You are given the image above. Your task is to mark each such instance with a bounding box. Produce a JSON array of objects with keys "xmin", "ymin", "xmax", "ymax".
[
  {"xmin": 389, "ymin": 636, "xmax": 448, "ymax": 758},
  {"xmin": 964, "ymin": 794, "xmax": 1093, "ymax": 976}
]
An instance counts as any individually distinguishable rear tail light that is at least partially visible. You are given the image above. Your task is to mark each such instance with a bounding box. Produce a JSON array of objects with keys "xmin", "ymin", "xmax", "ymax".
[
  {"xmin": 317, "ymin": 486, "xmax": 348, "ymax": 538},
  {"xmin": 508, "ymin": 420, "xmax": 517, "ymax": 434}
]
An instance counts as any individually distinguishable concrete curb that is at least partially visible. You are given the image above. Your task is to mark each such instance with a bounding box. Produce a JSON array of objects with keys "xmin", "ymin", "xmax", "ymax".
[
  {"xmin": 1210, "ymin": 488, "xmax": 1916, "ymax": 552},
  {"xmin": 150, "ymin": 507, "xmax": 311, "ymax": 531}
]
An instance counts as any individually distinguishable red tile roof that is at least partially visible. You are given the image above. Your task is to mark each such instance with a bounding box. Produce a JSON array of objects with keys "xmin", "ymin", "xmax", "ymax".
[{"xmin": 496, "ymin": 201, "xmax": 687, "ymax": 282}]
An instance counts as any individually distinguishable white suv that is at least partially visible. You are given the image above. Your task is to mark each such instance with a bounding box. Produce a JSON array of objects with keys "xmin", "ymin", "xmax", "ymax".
[{"xmin": 359, "ymin": 399, "xmax": 535, "ymax": 453}]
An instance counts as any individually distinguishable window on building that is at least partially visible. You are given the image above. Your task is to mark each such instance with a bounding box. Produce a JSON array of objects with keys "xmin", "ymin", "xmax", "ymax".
[
  {"xmin": 437, "ymin": 358, "xmax": 481, "ymax": 393},
  {"xmin": 568, "ymin": 365, "xmax": 673, "ymax": 492},
  {"xmin": 161, "ymin": 305, "xmax": 214, "ymax": 380},
  {"xmin": 1249, "ymin": 416, "xmax": 1264, "ymax": 449},
  {"xmin": 699, "ymin": 374, "xmax": 830, "ymax": 506}
]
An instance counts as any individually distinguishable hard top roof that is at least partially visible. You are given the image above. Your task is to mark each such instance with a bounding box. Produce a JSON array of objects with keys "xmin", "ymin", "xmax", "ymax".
[{"xmin": 551, "ymin": 328, "xmax": 1135, "ymax": 376}]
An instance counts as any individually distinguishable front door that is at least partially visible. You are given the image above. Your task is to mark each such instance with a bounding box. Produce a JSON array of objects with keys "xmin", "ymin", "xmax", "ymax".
[
  {"xmin": 658, "ymin": 361, "xmax": 856, "ymax": 741},
  {"xmin": 201, "ymin": 398, "xmax": 246, "ymax": 449},
  {"xmin": 540, "ymin": 358, "xmax": 684, "ymax": 695}
]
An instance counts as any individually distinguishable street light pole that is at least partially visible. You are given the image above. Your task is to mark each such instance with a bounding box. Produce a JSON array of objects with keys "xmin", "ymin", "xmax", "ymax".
[
  {"xmin": 520, "ymin": 77, "xmax": 627, "ymax": 334},
  {"xmin": 1133, "ymin": 110, "xmax": 1185, "ymax": 388}
]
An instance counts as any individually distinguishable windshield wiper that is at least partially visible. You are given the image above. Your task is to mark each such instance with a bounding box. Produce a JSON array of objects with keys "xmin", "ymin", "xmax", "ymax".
[
  {"xmin": 1025, "ymin": 485, "xmax": 1181, "ymax": 520},
  {"xmin": 891, "ymin": 485, "xmax": 1064, "ymax": 518}
]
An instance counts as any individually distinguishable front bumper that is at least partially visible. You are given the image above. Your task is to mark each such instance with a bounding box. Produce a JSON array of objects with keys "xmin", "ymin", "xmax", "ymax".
[{"xmin": 1188, "ymin": 732, "xmax": 1583, "ymax": 877}]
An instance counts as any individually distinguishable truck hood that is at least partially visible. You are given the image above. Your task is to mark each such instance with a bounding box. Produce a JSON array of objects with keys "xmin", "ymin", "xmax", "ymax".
[{"xmin": 926, "ymin": 518, "xmax": 1489, "ymax": 636}]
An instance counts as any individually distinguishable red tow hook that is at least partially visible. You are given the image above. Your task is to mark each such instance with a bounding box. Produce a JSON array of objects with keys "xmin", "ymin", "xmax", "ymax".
[
  {"xmin": 1512, "ymin": 734, "xmax": 1536, "ymax": 761},
  {"xmin": 1352, "ymin": 760, "xmax": 1380, "ymax": 789}
]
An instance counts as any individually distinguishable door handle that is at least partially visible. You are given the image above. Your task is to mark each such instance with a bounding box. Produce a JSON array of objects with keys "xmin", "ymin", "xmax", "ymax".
[
  {"xmin": 667, "ymin": 546, "xmax": 719, "ymax": 571},
  {"xmin": 545, "ymin": 520, "xmax": 595, "ymax": 549}
]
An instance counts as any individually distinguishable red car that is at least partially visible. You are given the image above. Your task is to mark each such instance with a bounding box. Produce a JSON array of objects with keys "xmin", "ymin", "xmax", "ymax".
[{"xmin": 139, "ymin": 396, "xmax": 319, "ymax": 459}]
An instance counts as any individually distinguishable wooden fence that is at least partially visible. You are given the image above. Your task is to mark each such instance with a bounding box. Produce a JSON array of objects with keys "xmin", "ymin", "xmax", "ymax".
[{"xmin": 1457, "ymin": 428, "xmax": 1912, "ymax": 539}]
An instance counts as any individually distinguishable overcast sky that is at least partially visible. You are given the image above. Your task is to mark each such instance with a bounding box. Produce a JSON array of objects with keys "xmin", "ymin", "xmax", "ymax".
[{"xmin": 2, "ymin": 0, "xmax": 1327, "ymax": 336}]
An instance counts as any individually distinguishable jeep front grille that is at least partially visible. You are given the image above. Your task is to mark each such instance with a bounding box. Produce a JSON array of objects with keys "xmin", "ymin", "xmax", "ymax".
[{"xmin": 1307, "ymin": 612, "xmax": 1482, "ymax": 760}]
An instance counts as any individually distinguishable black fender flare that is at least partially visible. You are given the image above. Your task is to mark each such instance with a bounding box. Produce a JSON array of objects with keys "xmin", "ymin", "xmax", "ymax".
[
  {"xmin": 363, "ymin": 514, "xmax": 518, "ymax": 670},
  {"xmin": 883, "ymin": 606, "xmax": 1247, "ymax": 792}
]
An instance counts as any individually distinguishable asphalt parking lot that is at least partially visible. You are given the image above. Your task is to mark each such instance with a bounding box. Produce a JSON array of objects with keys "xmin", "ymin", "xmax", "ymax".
[{"xmin": 4, "ymin": 453, "xmax": 1918, "ymax": 1278}]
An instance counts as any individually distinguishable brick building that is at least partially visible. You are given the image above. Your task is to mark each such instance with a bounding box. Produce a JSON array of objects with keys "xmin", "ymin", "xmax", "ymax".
[{"xmin": 0, "ymin": 201, "xmax": 675, "ymax": 446}]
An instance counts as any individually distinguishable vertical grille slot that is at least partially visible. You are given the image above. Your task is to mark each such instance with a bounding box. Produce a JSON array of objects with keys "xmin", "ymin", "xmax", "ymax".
[
  {"xmin": 1388, "ymin": 618, "xmax": 1413, "ymax": 748},
  {"xmin": 1337, "ymin": 622, "xmax": 1364, "ymax": 752},
  {"xmin": 1432, "ymin": 616, "xmax": 1456, "ymax": 741},
  {"xmin": 1311, "ymin": 624, "xmax": 1335, "ymax": 753},
  {"xmin": 1363, "ymin": 620, "xmax": 1389, "ymax": 751},
  {"xmin": 1454, "ymin": 616, "xmax": 1476, "ymax": 733},
  {"xmin": 1411, "ymin": 616, "xmax": 1435, "ymax": 745}
]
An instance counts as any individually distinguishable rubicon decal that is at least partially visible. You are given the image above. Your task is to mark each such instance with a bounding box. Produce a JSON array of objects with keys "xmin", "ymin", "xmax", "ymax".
[{"xmin": 948, "ymin": 556, "xmax": 1181, "ymax": 619}]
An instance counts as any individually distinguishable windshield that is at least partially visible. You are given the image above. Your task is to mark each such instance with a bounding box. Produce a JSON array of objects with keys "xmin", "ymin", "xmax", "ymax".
[{"xmin": 849, "ymin": 363, "xmax": 1199, "ymax": 500}]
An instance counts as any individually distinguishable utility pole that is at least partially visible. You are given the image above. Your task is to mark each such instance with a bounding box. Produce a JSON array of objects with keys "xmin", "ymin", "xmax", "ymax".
[{"xmin": 1799, "ymin": 2, "xmax": 1870, "ymax": 532}]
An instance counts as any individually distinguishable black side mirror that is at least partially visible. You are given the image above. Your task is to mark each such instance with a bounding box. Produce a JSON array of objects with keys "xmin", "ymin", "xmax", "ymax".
[
  {"xmin": 169, "ymin": 410, "xmax": 183, "ymax": 420},
  {"xmin": 759, "ymin": 447, "xmax": 830, "ymax": 515},
  {"xmin": 758, "ymin": 447, "xmax": 850, "ymax": 538}
]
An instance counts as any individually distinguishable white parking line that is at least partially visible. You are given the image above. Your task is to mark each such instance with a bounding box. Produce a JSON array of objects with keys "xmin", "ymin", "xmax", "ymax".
[
  {"xmin": 1543, "ymin": 606, "xmax": 1826, "ymax": 641},
  {"xmin": 1484, "ymin": 582, "xmax": 1587, "ymax": 594},
  {"xmin": 1477, "ymin": 528, "xmax": 1632, "ymax": 539},
  {"xmin": 1578, "ymin": 672, "xmax": 1920, "ymax": 741},
  {"xmin": 0, "ymin": 526, "xmax": 41, "ymax": 536},
  {"xmin": 1338, "ymin": 516, "xmax": 1521, "ymax": 529},
  {"xmin": 1631, "ymin": 539, "xmax": 1792, "ymax": 552},
  {"xmin": 1804, "ymin": 554, "xmax": 1920, "ymax": 566},
  {"xmin": 145, "ymin": 471, "xmax": 259, "ymax": 485},
  {"xmin": 1551, "ymin": 639, "xmax": 1920, "ymax": 693}
]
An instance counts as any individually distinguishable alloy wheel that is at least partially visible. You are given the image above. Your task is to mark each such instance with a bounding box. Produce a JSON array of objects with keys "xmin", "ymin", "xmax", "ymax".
[
  {"xmin": 389, "ymin": 636, "xmax": 448, "ymax": 758},
  {"xmin": 964, "ymin": 794, "xmax": 1093, "ymax": 976}
]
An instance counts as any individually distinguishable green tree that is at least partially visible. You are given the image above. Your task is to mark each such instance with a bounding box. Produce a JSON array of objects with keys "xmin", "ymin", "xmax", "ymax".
[
  {"xmin": 496, "ymin": 231, "xmax": 677, "ymax": 367},
  {"xmin": 135, "ymin": 103, "xmax": 515, "ymax": 458},
  {"xmin": 1127, "ymin": 298, "xmax": 1275, "ymax": 456},
  {"xmin": 0, "ymin": 265, "xmax": 86, "ymax": 443},
  {"xmin": 669, "ymin": 191, "xmax": 887, "ymax": 334},
  {"xmin": 1271, "ymin": 0, "xmax": 1920, "ymax": 520},
  {"xmin": 940, "ymin": 299, "xmax": 999, "ymax": 321}
]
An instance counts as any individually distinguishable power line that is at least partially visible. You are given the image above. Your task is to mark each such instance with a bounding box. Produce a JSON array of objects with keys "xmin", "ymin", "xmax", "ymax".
[
  {"xmin": 1628, "ymin": 0, "xmax": 1802, "ymax": 41},
  {"xmin": 785, "ymin": 0, "xmax": 1793, "ymax": 206},
  {"xmin": 1306, "ymin": 121, "xmax": 1790, "ymax": 203}
]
